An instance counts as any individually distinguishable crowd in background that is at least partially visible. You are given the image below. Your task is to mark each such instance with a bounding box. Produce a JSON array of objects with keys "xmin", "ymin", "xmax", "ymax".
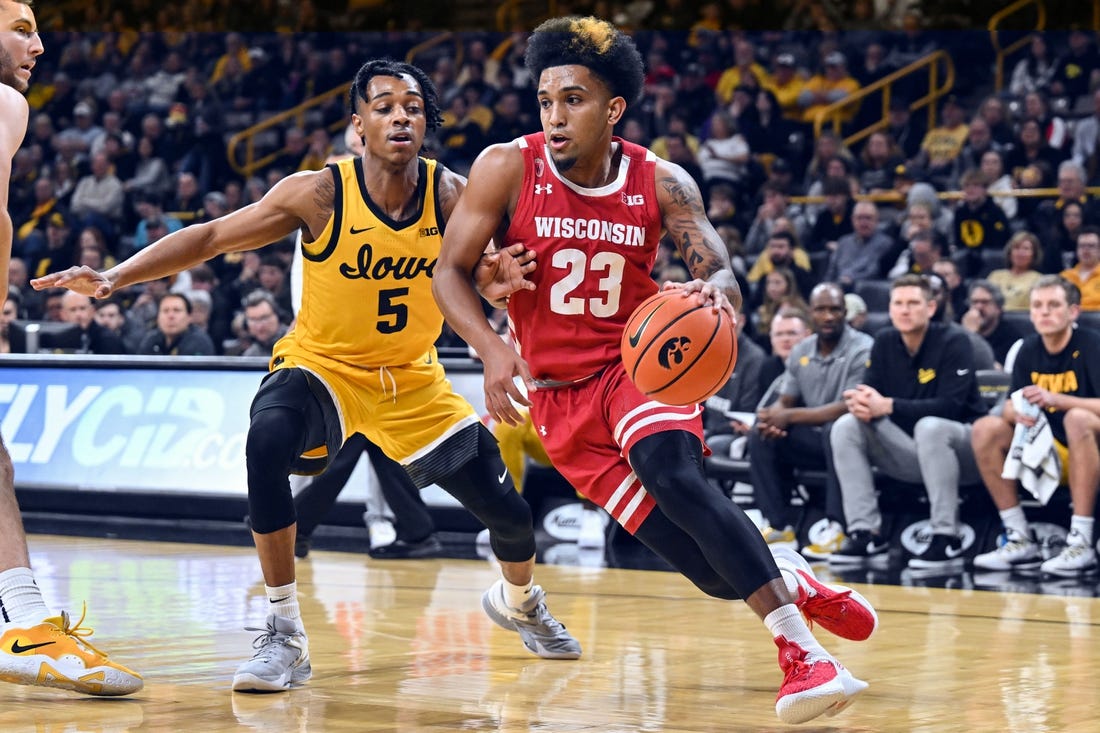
[{"xmin": 3, "ymin": 13, "xmax": 1100, "ymax": 363}]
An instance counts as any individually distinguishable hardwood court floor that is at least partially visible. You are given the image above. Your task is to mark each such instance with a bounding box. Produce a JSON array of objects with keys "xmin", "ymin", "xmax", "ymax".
[{"xmin": 2, "ymin": 535, "xmax": 1099, "ymax": 732}]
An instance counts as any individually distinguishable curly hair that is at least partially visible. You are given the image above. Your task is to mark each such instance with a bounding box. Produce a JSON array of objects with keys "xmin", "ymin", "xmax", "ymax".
[
  {"xmin": 348, "ymin": 59, "xmax": 443, "ymax": 132},
  {"xmin": 525, "ymin": 16, "xmax": 644, "ymax": 105}
]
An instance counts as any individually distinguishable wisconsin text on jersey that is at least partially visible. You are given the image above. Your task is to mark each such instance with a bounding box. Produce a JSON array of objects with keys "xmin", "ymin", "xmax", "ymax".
[{"xmin": 533, "ymin": 217, "xmax": 645, "ymax": 247}]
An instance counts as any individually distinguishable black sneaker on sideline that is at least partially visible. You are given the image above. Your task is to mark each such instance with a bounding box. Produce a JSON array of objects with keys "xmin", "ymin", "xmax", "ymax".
[
  {"xmin": 294, "ymin": 535, "xmax": 312, "ymax": 559},
  {"xmin": 828, "ymin": 530, "xmax": 889, "ymax": 565},
  {"xmin": 907, "ymin": 534, "xmax": 965, "ymax": 573},
  {"xmin": 368, "ymin": 534, "xmax": 443, "ymax": 560}
]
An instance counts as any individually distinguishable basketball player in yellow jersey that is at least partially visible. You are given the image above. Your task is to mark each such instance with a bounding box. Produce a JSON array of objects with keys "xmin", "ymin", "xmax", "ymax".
[{"xmin": 33, "ymin": 59, "xmax": 580, "ymax": 693}]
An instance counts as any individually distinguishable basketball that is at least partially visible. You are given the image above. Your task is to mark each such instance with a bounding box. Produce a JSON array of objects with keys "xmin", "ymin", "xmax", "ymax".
[{"xmin": 620, "ymin": 290, "xmax": 738, "ymax": 406}]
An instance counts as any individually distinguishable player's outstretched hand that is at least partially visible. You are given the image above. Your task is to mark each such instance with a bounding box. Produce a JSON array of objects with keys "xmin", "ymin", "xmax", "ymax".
[
  {"xmin": 661, "ymin": 278, "xmax": 736, "ymax": 324},
  {"xmin": 31, "ymin": 266, "xmax": 115, "ymax": 299},
  {"xmin": 476, "ymin": 242, "xmax": 536, "ymax": 307},
  {"xmin": 480, "ymin": 338, "xmax": 534, "ymax": 426}
]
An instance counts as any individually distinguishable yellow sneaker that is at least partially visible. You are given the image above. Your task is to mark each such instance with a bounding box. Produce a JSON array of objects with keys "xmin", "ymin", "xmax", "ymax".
[
  {"xmin": 761, "ymin": 525, "xmax": 797, "ymax": 545},
  {"xmin": 801, "ymin": 521, "xmax": 846, "ymax": 561},
  {"xmin": 0, "ymin": 607, "xmax": 143, "ymax": 696}
]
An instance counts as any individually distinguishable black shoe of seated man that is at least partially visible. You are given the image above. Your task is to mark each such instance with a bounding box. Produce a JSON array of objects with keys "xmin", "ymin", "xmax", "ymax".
[
  {"xmin": 907, "ymin": 533, "xmax": 965, "ymax": 571},
  {"xmin": 295, "ymin": 535, "xmax": 312, "ymax": 559},
  {"xmin": 828, "ymin": 529, "xmax": 889, "ymax": 564},
  {"xmin": 368, "ymin": 534, "xmax": 443, "ymax": 560}
]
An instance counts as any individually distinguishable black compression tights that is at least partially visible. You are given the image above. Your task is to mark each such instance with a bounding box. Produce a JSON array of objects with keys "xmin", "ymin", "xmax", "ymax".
[
  {"xmin": 629, "ymin": 431, "xmax": 780, "ymax": 601},
  {"xmin": 246, "ymin": 406, "xmax": 307, "ymax": 534}
]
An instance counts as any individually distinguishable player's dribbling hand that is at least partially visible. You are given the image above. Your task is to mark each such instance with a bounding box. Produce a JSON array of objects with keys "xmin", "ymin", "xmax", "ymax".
[
  {"xmin": 30, "ymin": 266, "xmax": 116, "ymax": 299},
  {"xmin": 475, "ymin": 242, "xmax": 537, "ymax": 307},
  {"xmin": 662, "ymin": 279, "xmax": 737, "ymax": 325}
]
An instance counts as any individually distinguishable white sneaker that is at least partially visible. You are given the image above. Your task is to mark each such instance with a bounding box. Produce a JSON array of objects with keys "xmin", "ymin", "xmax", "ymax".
[
  {"xmin": 365, "ymin": 516, "xmax": 397, "ymax": 550},
  {"xmin": 973, "ymin": 528, "xmax": 1042, "ymax": 572},
  {"xmin": 801, "ymin": 521, "xmax": 845, "ymax": 561},
  {"xmin": 232, "ymin": 615, "xmax": 311, "ymax": 692},
  {"xmin": 1040, "ymin": 530, "xmax": 1099, "ymax": 577},
  {"xmin": 577, "ymin": 507, "xmax": 606, "ymax": 549}
]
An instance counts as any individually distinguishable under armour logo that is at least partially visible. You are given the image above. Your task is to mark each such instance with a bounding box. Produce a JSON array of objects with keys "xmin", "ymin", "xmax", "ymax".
[
  {"xmin": 535, "ymin": 184, "xmax": 553, "ymax": 195},
  {"xmin": 539, "ymin": 424, "xmax": 547, "ymax": 436}
]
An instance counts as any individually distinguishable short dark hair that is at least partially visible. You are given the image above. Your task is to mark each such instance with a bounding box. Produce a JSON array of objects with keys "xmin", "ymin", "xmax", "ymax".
[
  {"xmin": 1032, "ymin": 274, "xmax": 1082, "ymax": 307},
  {"xmin": 159, "ymin": 292, "xmax": 192, "ymax": 314},
  {"xmin": 525, "ymin": 16, "xmax": 645, "ymax": 105},
  {"xmin": 767, "ymin": 230, "xmax": 796, "ymax": 249},
  {"xmin": 349, "ymin": 59, "xmax": 443, "ymax": 131},
  {"xmin": 1076, "ymin": 225, "xmax": 1100, "ymax": 244},
  {"xmin": 968, "ymin": 279, "xmax": 1005, "ymax": 309},
  {"xmin": 891, "ymin": 273, "xmax": 934, "ymax": 300}
]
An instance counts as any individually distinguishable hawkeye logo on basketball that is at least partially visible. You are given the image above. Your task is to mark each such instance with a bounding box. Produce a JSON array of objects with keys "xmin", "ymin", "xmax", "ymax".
[
  {"xmin": 658, "ymin": 337, "xmax": 691, "ymax": 369},
  {"xmin": 917, "ymin": 368, "xmax": 936, "ymax": 384}
]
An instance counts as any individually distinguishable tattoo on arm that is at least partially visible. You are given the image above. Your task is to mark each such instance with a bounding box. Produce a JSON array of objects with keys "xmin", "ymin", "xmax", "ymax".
[
  {"xmin": 313, "ymin": 172, "xmax": 335, "ymax": 215},
  {"xmin": 659, "ymin": 176, "xmax": 723, "ymax": 279}
]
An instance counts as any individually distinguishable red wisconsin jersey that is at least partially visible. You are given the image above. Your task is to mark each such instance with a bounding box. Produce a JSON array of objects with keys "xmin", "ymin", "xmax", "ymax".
[{"xmin": 505, "ymin": 133, "xmax": 663, "ymax": 382}]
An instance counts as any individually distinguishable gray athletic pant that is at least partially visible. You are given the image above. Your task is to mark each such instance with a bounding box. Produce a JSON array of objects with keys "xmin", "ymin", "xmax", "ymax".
[{"xmin": 831, "ymin": 414, "xmax": 981, "ymax": 537}]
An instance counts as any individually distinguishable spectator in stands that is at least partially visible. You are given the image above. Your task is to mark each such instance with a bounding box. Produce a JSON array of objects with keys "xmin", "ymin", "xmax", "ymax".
[
  {"xmin": 1072, "ymin": 89, "xmax": 1100, "ymax": 184},
  {"xmin": 830, "ymin": 274, "xmax": 987, "ymax": 570},
  {"xmin": 130, "ymin": 192, "xmax": 183, "ymax": 253},
  {"xmin": 14, "ymin": 177, "xmax": 62, "ymax": 262},
  {"xmin": 885, "ymin": 96, "xmax": 925, "ymax": 161},
  {"xmin": 271, "ymin": 127, "xmax": 310, "ymax": 173},
  {"xmin": 436, "ymin": 91, "xmax": 486, "ymax": 176},
  {"xmin": 1060, "ymin": 227, "xmax": 1100, "ymax": 310},
  {"xmin": 0, "ymin": 290, "xmax": 19, "ymax": 354},
  {"xmin": 797, "ymin": 51, "xmax": 860, "ymax": 124},
  {"xmin": 1049, "ymin": 28, "xmax": 1100, "ymax": 107},
  {"xmin": 486, "ymin": 89, "xmax": 530, "ymax": 146},
  {"xmin": 929, "ymin": 275, "xmax": 996, "ymax": 369},
  {"xmin": 165, "ymin": 171, "xmax": 205, "ymax": 225},
  {"xmin": 748, "ymin": 231, "xmax": 814, "ymax": 299},
  {"xmin": 915, "ymin": 94, "xmax": 969, "ymax": 191},
  {"xmin": 58, "ymin": 291, "xmax": 126, "ymax": 355},
  {"xmin": 953, "ymin": 168, "xmax": 1010, "ymax": 277},
  {"xmin": 744, "ymin": 181, "xmax": 809, "ymax": 255},
  {"xmin": 143, "ymin": 49, "xmax": 186, "ymax": 113},
  {"xmin": 125, "ymin": 275, "xmax": 170, "ymax": 333},
  {"xmin": 240, "ymin": 290, "xmax": 289, "ymax": 358},
  {"xmin": 825, "ymin": 201, "xmax": 892, "ymax": 289},
  {"xmin": 858, "ymin": 131, "xmax": 902, "ymax": 196},
  {"xmin": 971, "ymin": 275, "xmax": 1100, "ymax": 577},
  {"xmin": 56, "ymin": 100, "xmax": 103, "ymax": 158},
  {"xmin": 752, "ymin": 268, "xmax": 808, "ymax": 347},
  {"xmin": 704, "ymin": 300, "xmax": 768, "ymax": 449},
  {"xmin": 75, "ymin": 225, "xmax": 115, "ymax": 271},
  {"xmin": 932, "ymin": 257, "xmax": 968, "ymax": 321},
  {"xmin": 715, "ymin": 38, "xmax": 771, "ymax": 106},
  {"xmin": 845, "ymin": 292, "xmax": 869, "ymax": 333},
  {"xmin": 887, "ymin": 228, "xmax": 946, "ymax": 280},
  {"xmin": 745, "ymin": 88, "xmax": 794, "ymax": 162},
  {"xmin": 655, "ymin": 131, "xmax": 704, "ymax": 191},
  {"xmin": 256, "ymin": 254, "xmax": 292, "ymax": 317},
  {"xmin": 760, "ymin": 307, "xmax": 813, "ymax": 399},
  {"xmin": 1046, "ymin": 200, "xmax": 1088, "ymax": 275},
  {"xmin": 697, "ymin": 110, "xmax": 751, "ymax": 193},
  {"xmin": 1006, "ymin": 117, "xmax": 1065, "ymax": 199},
  {"xmin": 704, "ymin": 182, "xmax": 738, "ymax": 229},
  {"xmin": 136, "ymin": 292, "xmax": 215, "ymax": 356},
  {"xmin": 208, "ymin": 33, "xmax": 252, "ymax": 86},
  {"xmin": 988, "ymin": 231, "xmax": 1044, "ymax": 311},
  {"xmin": 94, "ymin": 298, "xmax": 143, "ymax": 354},
  {"xmin": 749, "ymin": 283, "xmax": 872, "ymax": 556},
  {"xmin": 1032, "ymin": 161, "xmax": 1096, "ymax": 271},
  {"xmin": 806, "ymin": 176, "xmax": 854, "ymax": 253},
  {"xmin": 29, "ymin": 212, "xmax": 74, "ymax": 281},
  {"xmin": 1009, "ymin": 34, "xmax": 1056, "ymax": 98},
  {"xmin": 69, "ymin": 151, "xmax": 125, "ymax": 232},
  {"xmin": 953, "ymin": 117, "xmax": 1005, "ymax": 189},
  {"xmin": 766, "ymin": 52, "xmax": 805, "ymax": 121},
  {"xmin": 803, "ymin": 130, "xmax": 857, "ymax": 196},
  {"xmin": 961, "ymin": 280, "xmax": 1026, "ymax": 367},
  {"xmin": 981, "ymin": 149, "xmax": 1017, "ymax": 221},
  {"xmin": 1023, "ymin": 90, "xmax": 1068, "ymax": 152}
]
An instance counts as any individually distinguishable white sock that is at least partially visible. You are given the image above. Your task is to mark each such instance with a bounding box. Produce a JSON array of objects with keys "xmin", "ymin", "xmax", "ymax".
[
  {"xmin": 0, "ymin": 567, "xmax": 51, "ymax": 626},
  {"xmin": 764, "ymin": 604, "xmax": 828, "ymax": 661},
  {"xmin": 501, "ymin": 576, "xmax": 535, "ymax": 611},
  {"xmin": 266, "ymin": 581, "xmax": 301, "ymax": 625},
  {"xmin": 777, "ymin": 567, "xmax": 802, "ymax": 598},
  {"xmin": 999, "ymin": 506, "xmax": 1030, "ymax": 539},
  {"xmin": 1069, "ymin": 516, "xmax": 1095, "ymax": 545}
]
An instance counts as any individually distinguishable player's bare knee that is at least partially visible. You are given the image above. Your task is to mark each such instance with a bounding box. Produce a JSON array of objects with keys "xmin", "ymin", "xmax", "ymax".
[
  {"xmin": 971, "ymin": 414, "xmax": 1011, "ymax": 452},
  {"xmin": 1063, "ymin": 407, "xmax": 1100, "ymax": 443}
]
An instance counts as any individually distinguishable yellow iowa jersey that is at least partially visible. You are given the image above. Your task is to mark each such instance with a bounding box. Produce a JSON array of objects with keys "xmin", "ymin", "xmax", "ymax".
[{"xmin": 282, "ymin": 156, "xmax": 445, "ymax": 367}]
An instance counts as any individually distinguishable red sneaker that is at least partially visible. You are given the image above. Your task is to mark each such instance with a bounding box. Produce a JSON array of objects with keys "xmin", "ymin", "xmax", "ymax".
[
  {"xmin": 773, "ymin": 545, "xmax": 879, "ymax": 641},
  {"xmin": 774, "ymin": 637, "xmax": 867, "ymax": 724}
]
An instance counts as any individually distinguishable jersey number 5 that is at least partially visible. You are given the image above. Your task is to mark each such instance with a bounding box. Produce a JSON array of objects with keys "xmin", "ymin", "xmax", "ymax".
[
  {"xmin": 549, "ymin": 248, "xmax": 625, "ymax": 317},
  {"xmin": 377, "ymin": 287, "xmax": 408, "ymax": 333}
]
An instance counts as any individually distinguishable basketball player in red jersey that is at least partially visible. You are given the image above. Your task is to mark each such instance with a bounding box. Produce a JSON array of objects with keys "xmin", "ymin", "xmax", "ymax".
[
  {"xmin": 34, "ymin": 59, "xmax": 579, "ymax": 692},
  {"xmin": 435, "ymin": 17, "xmax": 874, "ymax": 724},
  {"xmin": 0, "ymin": 0, "xmax": 143, "ymax": 695}
]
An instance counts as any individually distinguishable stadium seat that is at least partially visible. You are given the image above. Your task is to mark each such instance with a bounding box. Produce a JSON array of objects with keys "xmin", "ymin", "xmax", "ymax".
[
  {"xmin": 1001, "ymin": 310, "xmax": 1036, "ymax": 338},
  {"xmin": 1076, "ymin": 310, "xmax": 1100, "ymax": 333},
  {"xmin": 854, "ymin": 279, "xmax": 892, "ymax": 312}
]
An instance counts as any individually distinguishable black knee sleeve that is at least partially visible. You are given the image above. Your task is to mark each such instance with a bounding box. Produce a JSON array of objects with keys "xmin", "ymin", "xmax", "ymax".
[
  {"xmin": 436, "ymin": 425, "xmax": 536, "ymax": 562},
  {"xmin": 246, "ymin": 406, "xmax": 307, "ymax": 534},
  {"xmin": 630, "ymin": 431, "xmax": 779, "ymax": 599}
]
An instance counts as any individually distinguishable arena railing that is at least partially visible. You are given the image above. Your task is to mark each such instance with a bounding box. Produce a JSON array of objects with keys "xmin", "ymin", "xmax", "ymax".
[{"xmin": 989, "ymin": 0, "xmax": 1047, "ymax": 94}]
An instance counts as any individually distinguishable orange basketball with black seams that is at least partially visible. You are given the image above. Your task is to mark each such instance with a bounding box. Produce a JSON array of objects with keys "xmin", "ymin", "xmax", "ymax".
[{"xmin": 620, "ymin": 290, "xmax": 738, "ymax": 406}]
